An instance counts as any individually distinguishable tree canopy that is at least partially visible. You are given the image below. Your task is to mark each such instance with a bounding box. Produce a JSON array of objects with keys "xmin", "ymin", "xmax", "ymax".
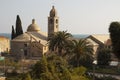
[
  {"xmin": 97, "ymin": 48, "xmax": 111, "ymax": 66},
  {"xmin": 109, "ymin": 22, "xmax": 120, "ymax": 60},
  {"xmin": 49, "ymin": 31, "xmax": 72, "ymax": 56},
  {"xmin": 69, "ymin": 39, "xmax": 94, "ymax": 67}
]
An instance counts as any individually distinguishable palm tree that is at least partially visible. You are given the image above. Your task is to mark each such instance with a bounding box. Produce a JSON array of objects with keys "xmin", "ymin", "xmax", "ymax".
[
  {"xmin": 49, "ymin": 31, "xmax": 72, "ymax": 56},
  {"xmin": 71, "ymin": 39, "xmax": 93, "ymax": 67}
]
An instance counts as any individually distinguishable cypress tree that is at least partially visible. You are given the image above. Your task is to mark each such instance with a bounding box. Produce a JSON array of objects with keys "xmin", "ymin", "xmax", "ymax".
[
  {"xmin": 11, "ymin": 25, "xmax": 16, "ymax": 39},
  {"xmin": 16, "ymin": 15, "xmax": 23, "ymax": 37}
]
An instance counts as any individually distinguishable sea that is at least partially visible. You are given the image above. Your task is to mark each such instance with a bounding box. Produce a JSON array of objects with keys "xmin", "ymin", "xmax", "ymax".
[
  {"xmin": 0, "ymin": 33, "xmax": 89, "ymax": 39},
  {"xmin": 0, "ymin": 33, "xmax": 11, "ymax": 39}
]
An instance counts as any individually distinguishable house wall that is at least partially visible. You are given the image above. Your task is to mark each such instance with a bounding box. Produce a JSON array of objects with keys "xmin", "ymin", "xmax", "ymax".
[
  {"xmin": 86, "ymin": 35, "xmax": 111, "ymax": 58},
  {"xmin": 0, "ymin": 37, "xmax": 10, "ymax": 53}
]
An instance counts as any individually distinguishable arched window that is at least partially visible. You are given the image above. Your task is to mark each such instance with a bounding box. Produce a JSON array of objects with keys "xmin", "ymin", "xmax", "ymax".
[
  {"xmin": 56, "ymin": 19, "xmax": 58, "ymax": 24},
  {"xmin": 50, "ymin": 19, "xmax": 53, "ymax": 24}
]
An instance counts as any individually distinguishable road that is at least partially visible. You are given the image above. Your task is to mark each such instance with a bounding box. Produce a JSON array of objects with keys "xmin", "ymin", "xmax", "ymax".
[{"xmin": 88, "ymin": 72, "xmax": 120, "ymax": 80}]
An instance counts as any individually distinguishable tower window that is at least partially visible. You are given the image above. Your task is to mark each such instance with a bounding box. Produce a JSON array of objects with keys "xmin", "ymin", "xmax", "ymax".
[
  {"xmin": 50, "ymin": 19, "xmax": 53, "ymax": 24},
  {"xmin": 56, "ymin": 19, "xmax": 58, "ymax": 24}
]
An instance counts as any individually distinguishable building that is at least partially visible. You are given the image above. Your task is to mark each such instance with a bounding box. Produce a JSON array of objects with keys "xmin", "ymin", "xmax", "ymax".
[
  {"xmin": 48, "ymin": 6, "xmax": 59, "ymax": 39},
  {"xmin": 0, "ymin": 36, "xmax": 10, "ymax": 54},
  {"xmin": 86, "ymin": 34, "xmax": 111, "ymax": 57},
  {"xmin": 10, "ymin": 6, "xmax": 59, "ymax": 60}
]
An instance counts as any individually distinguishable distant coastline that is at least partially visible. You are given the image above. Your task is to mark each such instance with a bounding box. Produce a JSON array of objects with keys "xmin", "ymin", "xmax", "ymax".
[
  {"xmin": 0, "ymin": 33, "xmax": 90, "ymax": 39},
  {"xmin": 73, "ymin": 34, "xmax": 89, "ymax": 39},
  {"xmin": 0, "ymin": 33, "xmax": 11, "ymax": 39}
]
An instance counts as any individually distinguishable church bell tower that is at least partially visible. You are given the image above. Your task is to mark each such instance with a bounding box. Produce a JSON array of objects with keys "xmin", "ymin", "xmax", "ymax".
[{"xmin": 48, "ymin": 6, "xmax": 59, "ymax": 39}]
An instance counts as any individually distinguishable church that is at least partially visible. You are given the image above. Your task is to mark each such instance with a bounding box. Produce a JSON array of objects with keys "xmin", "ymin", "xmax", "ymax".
[{"xmin": 11, "ymin": 6, "xmax": 59, "ymax": 60}]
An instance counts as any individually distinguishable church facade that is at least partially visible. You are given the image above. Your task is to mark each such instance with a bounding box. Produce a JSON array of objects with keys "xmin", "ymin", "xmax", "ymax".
[{"xmin": 10, "ymin": 6, "xmax": 59, "ymax": 60}]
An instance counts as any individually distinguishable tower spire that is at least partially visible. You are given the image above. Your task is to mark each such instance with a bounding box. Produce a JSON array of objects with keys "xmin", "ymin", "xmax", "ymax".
[
  {"xmin": 52, "ymin": 5, "xmax": 54, "ymax": 9},
  {"xmin": 50, "ymin": 5, "xmax": 57, "ymax": 17}
]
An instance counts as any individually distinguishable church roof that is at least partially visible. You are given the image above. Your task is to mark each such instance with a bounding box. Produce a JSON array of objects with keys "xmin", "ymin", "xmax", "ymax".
[
  {"xmin": 12, "ymin": 32, "xmax": 47, "ymax": 45},
  {"xmin": 12, "ymin": 33, "xmax": 30, "ymax": 41},
  {"xmin": 27, "ymin": 32, "xmax": 47, "ymax": 45},
  {"xmin": 28, "ymin": 32, "xmax": 47, "ymax": 40},
  {"xmin": 86, "ymin": 38, "xmax": 98, "ymax": 46},
  {"xmin": 27, "ymin": 19, "xmax": 40, "ymax": 32}
]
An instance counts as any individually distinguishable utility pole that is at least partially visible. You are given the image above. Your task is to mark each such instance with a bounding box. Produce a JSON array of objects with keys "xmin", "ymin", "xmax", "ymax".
[{"xmin": 93, "ymin": 60, "xmax": 96, "ymax": 80}]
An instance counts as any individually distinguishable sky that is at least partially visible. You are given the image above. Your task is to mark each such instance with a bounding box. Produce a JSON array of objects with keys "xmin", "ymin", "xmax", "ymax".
[{"xmin": 1, "ymin": 0, "xmax": 120, "ymax": 34}]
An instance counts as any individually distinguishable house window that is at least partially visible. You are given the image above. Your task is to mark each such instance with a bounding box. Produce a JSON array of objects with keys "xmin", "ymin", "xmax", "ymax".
[{"xmin": 24, "ymin": 50, "xmax": 27, "ymax": 56}]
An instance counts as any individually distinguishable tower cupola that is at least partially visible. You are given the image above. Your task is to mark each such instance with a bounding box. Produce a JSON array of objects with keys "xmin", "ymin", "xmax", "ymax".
[{"xmin": 50, "ymin": 6, "xmax": 57, "ymax": 17}]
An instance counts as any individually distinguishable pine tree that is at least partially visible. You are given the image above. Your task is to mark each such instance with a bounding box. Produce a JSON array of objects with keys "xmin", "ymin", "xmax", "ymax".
[
  {"xmin": 32, "ymin": 56, "xmax": 49, "ymax": 79},
  {"xmin": 16, "ymin": 15, "xmax": 23, "ymax": 37},
  {"xmin": 24, "ymin": 73, "xmax": 32, "ymax": 80},
  {"xmin": 11, "ymin": 25, "xmax": 16, "ymax": 39},
  {"xmin": 21, "ymin": 73, "xmax": 32, "ymax": 80},
  {"xmin": 60, "ymin": 66, "xmax": 72, "ymax": 80}
]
